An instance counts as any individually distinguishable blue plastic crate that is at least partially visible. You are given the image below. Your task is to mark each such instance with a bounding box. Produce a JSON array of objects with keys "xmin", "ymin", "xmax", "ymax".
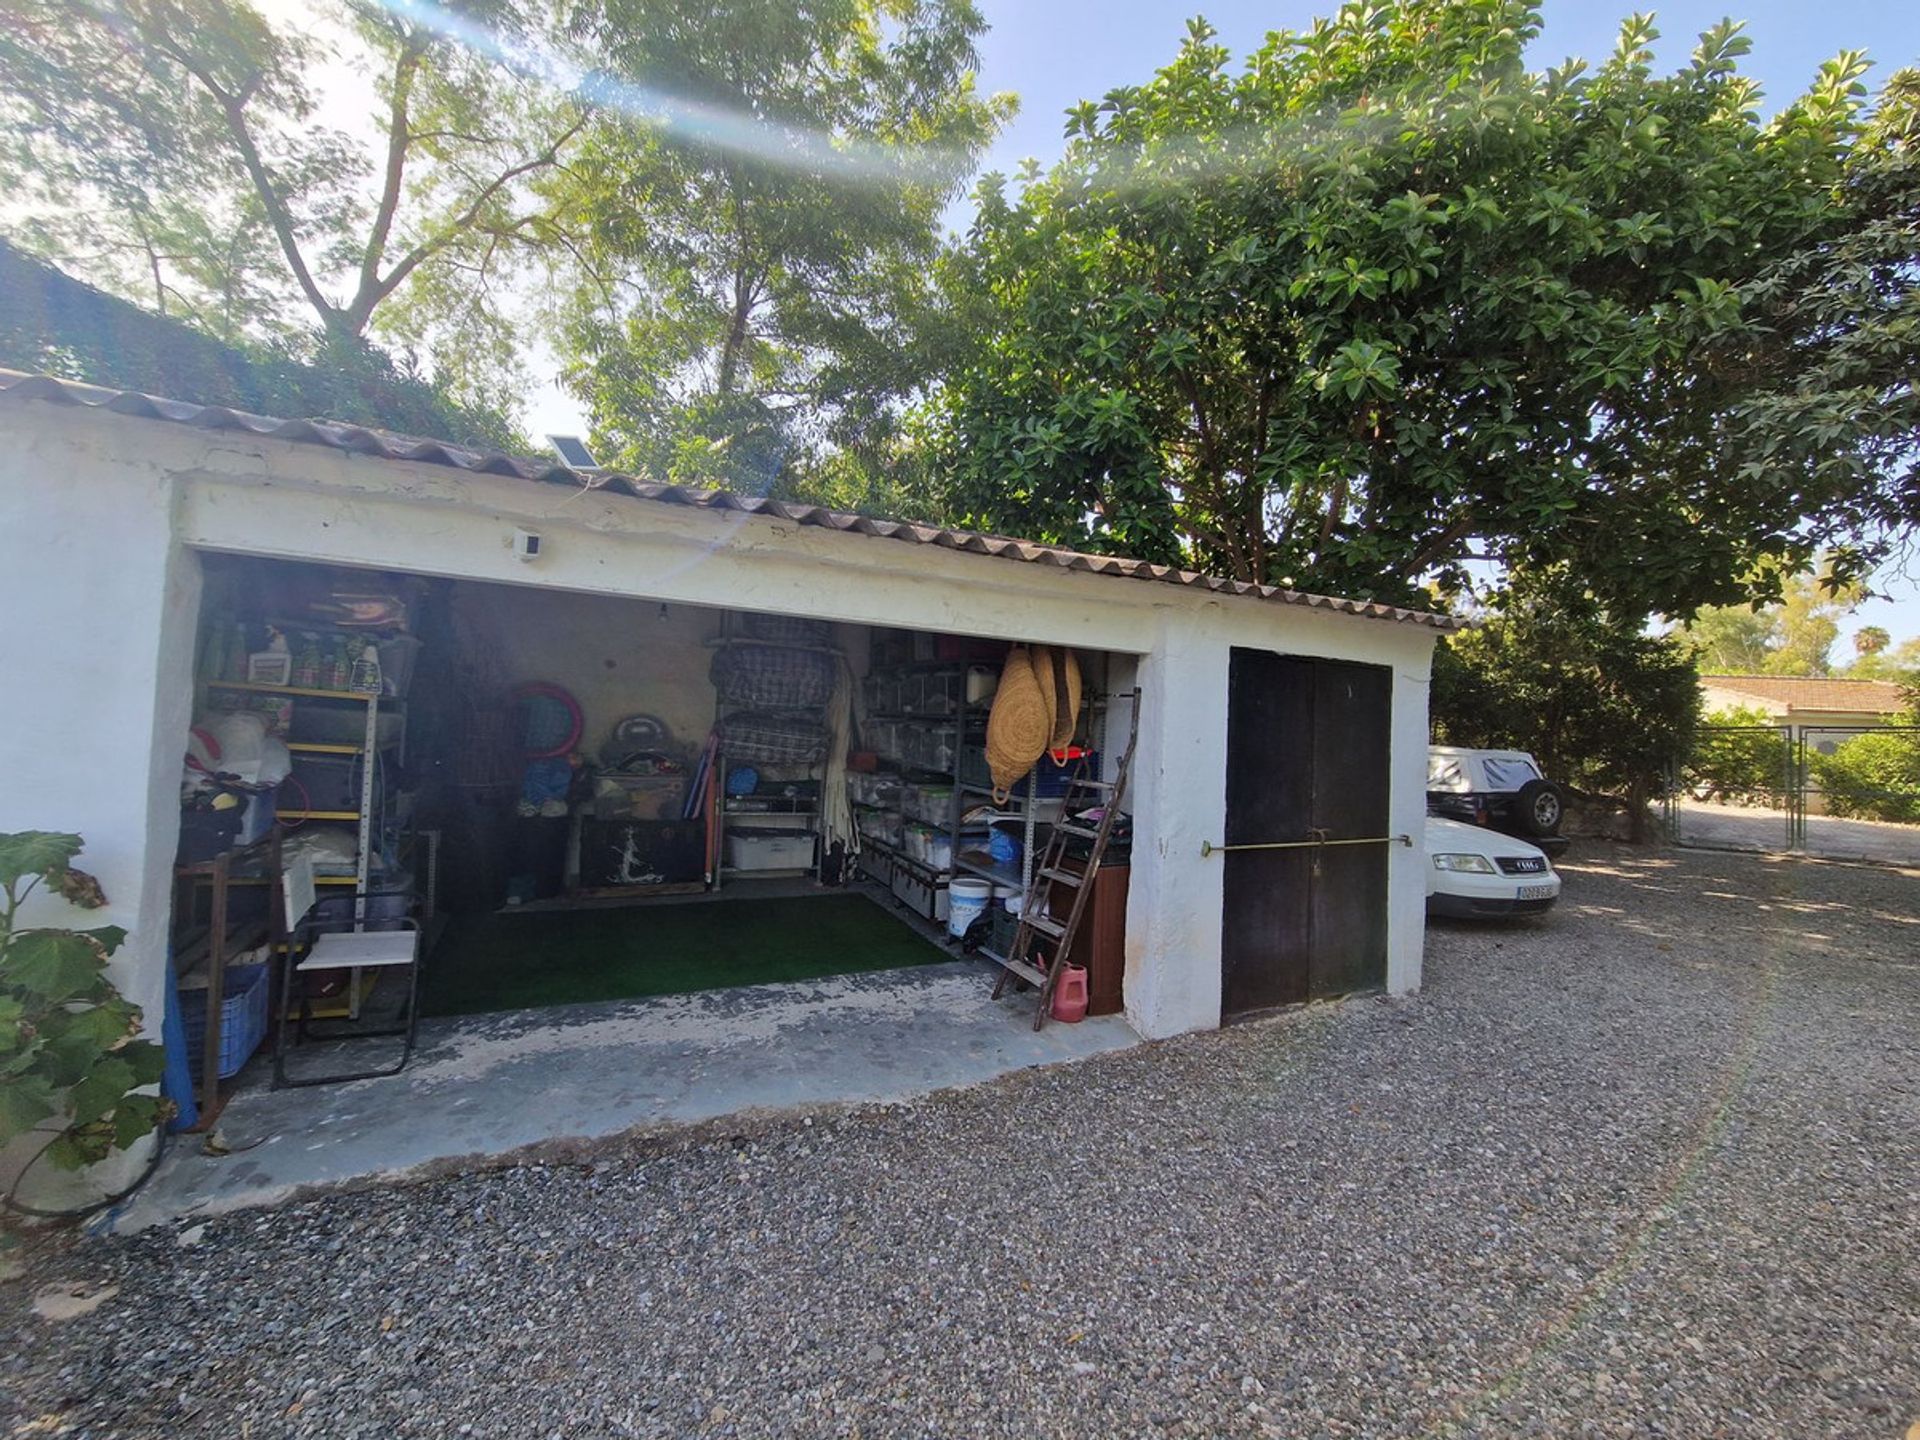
[
  {"xmin": 960, "ymin": 748, "xmax": 1100, "ymax": 798},
  {"xmin": 1029, "ymin": 750, "xmax": 1097, "ymax": 798},
  {"xmin": 179, "ymin": 962, "xmax": 270, "ymax": 1080}
]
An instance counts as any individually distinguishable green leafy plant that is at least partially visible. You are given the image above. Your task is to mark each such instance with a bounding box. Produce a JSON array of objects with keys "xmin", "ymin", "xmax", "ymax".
[
  {"xmin": 0, "ymin": 832, "xmax": 168, "ymax": 1171},
  {"xmin": 1431, "ymin": 570, "xmax": 1701, "ymax": 838},
  {"xmin": 1684, "ymin": 706, "xmax": 1792, "ymax": 805},
  {"xmin": 553, "ymin": 0, "xmax": 1008, "ymax": 499},
  {"xmin": 928, "ymin": 2, "xmax": 1893, "ymax": 617},
  {"xmin": 1811, "ymin": 732, "xmax": 1920, "ymax": 823}
]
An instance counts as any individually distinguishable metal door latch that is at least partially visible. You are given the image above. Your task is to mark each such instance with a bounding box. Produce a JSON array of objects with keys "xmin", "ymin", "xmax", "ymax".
[{"xmin": 1200, "ymin": 833, "xmax": 1413, "ymax": 858}]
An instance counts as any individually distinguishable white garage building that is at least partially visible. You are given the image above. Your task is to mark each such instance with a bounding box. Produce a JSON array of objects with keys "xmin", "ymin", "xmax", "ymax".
[{"xmin": 0, "ymin": 369, "xmax": 1452, "ymax": 1195}]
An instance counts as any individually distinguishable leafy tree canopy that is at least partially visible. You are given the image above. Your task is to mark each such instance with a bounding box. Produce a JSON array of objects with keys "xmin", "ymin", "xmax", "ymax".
[
  {"xmin": 0, "ymin": 238, "xmax": 519, "ymax": 448},
  {"xmin": 927, "ymin": 0, "xmax": 1894, "ymax": 616},
  {"xmin": 1727, "ymin": 67, "xmax": 1920, "ymax": 561},
  {"xmin": 0, "ymin": 0, "xmax": 586, "ymax": 418},
  {"xmin": 550, "ymin": 0, "xmax": 1010, "ymax": 497},
  {"xmin": 1842, "ymin": 633, "xmax": 1920, "ymax": 683},
  {"xmin": 1685, "ymin": 569, "xmax": 1868, "ymax": 677},
  {"xmin": 1432, "ymin": 568, "xmax": 1700, "ymax": 833}
]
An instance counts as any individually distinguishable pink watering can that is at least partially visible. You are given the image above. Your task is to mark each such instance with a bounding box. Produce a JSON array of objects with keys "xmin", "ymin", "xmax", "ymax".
[{"xmin": 1050, "ymin": 962, "xmax": 1090, "ymax": 1023}]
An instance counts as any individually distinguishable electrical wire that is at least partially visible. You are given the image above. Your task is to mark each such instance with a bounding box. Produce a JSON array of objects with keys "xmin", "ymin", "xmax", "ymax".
[
  {"xmin": 280, "ymin": 771, "xmax": 312, "ymax": 830},
  {"xmin": 3, "ymin": 1127, "xmax": 170, "ymax": 1222}
]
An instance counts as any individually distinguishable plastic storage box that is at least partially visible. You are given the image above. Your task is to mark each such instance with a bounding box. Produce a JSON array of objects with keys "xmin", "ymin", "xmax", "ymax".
[
  {"xmin": 726, "ymin": 829, "xmax": 817, "ymax": 871},
  {"xmin": 179, "ymin": 962, "xmax": 270, "ymax": 1080},
  {"xmin": 1030, "ymin": 751, "xmax": 1097, "ymax": 797},
  {"xmin": 288, "ymin": 707, "xmax": 405, "ymax": 748},
  {"xmin": 990, "ymin": 903, "xmax": 1021, "ymax": 956}
]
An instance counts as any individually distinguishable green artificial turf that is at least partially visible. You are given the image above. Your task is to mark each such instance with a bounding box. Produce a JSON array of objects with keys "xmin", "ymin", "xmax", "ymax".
[{"xmin": 421, "ymin": 894, "xmax": 949, "ymax": 1017}]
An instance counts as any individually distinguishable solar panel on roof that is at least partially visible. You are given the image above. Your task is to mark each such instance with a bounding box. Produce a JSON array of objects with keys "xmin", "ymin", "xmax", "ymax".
[{"xmin": 546, "ymin": 433, "xmax": 598, "ymax": 468}]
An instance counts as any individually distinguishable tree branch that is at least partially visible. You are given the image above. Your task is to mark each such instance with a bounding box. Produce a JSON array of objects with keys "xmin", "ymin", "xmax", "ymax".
[
  {"xmin": 355, "ymin": 30, "xmax": 432, "ymax": 319},
  {"xmin": 349, "ymin": 113, "xmax": 589, "ymax": 330},
  {"xmin": 1408, "ymin": 513, "xmax": 1477, "ymax": 574},
  {"xmin": 142, "ymin": 25, "xmax": 339, "ymax": 330}
]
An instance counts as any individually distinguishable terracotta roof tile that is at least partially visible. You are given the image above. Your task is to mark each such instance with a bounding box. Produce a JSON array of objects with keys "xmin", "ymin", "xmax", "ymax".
[
  {"xmin": 0, "ymin": 368, "xmax": 1461, "ymax": 630},
  {"xmin": 1699, "ymin": 674, "xmax": 1909, "ymax": 715}
]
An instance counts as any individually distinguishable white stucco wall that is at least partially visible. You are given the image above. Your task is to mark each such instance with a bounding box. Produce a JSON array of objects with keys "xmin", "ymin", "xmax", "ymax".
[
  {"xmin": 0, "ymin": 412, "xmax": 202, "ymax": 1204},
  {"xmin": 0, "ymin": 399, "xmax": 1442, "ymax": 1076}
]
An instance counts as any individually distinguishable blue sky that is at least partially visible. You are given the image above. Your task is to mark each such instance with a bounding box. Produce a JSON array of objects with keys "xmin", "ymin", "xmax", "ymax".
[
  {"xmin": 968, "ymin": 1, "xmax": 1917, "ymax": 188},
  {"xmin": 957, "ymin": 0, "xmax": 1920, "ymax": 647}
]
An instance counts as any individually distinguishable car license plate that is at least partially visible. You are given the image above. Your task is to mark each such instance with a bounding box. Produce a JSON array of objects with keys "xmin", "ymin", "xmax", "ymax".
[{"xmin": 1516, "ymin": 883, "xmax": 1556, "ymax": 900}]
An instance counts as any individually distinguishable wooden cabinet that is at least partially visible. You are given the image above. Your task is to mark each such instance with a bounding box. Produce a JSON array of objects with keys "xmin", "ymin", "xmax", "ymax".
[{"xmin": 1047, "ymin": 860, "xmax": 1128, "ymax": 1017}]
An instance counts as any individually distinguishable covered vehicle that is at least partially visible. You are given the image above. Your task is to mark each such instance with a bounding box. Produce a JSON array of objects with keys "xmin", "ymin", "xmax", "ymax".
[
  {"xmin": 1427, "ymin": 746, "xmax": 1568, "ymax": 855},
  {"xmin": 1424, "ymin": 815, "xmax": 1560, "ymax": 919}
]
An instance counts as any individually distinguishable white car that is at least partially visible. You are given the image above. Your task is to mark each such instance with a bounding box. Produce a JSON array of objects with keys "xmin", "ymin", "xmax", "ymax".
[{"xmin": 1425, "ymin": 815, "xmax": 1560, "ymax": 919}]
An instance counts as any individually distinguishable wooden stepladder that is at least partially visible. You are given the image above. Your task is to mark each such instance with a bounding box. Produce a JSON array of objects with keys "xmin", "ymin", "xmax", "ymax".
[{"xmin": 988, "ymin": 691, "xmax": 1139, "ymax": 1029}]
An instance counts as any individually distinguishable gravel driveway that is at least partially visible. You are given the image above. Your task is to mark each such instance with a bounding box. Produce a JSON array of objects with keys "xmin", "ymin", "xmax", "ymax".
[{"xmin": 5, "ymin": 846, "xmax": 1916, "ymax": 1438}]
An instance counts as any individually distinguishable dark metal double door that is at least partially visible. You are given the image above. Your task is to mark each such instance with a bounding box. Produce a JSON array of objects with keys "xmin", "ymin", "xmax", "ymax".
[{"xmin": 1221, "ymin": 649, "xmax": 1392, "ymax": 1016}]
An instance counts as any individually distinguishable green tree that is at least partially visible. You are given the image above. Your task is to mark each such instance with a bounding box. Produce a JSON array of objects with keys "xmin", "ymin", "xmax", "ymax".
[
  {"xmin": 926, "ymin": 2, "xmax": 1879, "ymax": 616},
  {"xmin": 1684, "ymin": 704, "xmax": 1791, "ymax": 804},
  {"xmin": 1726, "ymin": 68, "xmax": 1920, "ymax": 564},
  {"xmin": 1845, "ymin": 633, "xmax": 1920, "ymax": 682},
  {"xmin": 1685, "ymin": 569, "xmax": 1865, "ymax": 676},
  {"xmin": 0, "ymin": 238, "xmax": 518, "ymax": 448},
  {"xmin": 1759, "ymin": 574, "xmax": 1863, "ymax": 676},
  {"xmin": 551, "ymin": 0, "xmax": 1009, "ymax": 496},
  {"xmin": 1687, "ymin": 605, "xmax": 1774, "ymax": 673},
  {"xmin": 1853, "ymin": 625, "xmax": 1893, "ymax": 660},
  {"xmin": 1813, "ymin": 730, "xmax": 1920, "ymax": 822},
  {"xmin": 1432, "ymin": 571, "xmax": 1701, "ymax": 838},
  {"xmin": 0, "ymin": 0, "xmax": 585, "ymax": 416}
]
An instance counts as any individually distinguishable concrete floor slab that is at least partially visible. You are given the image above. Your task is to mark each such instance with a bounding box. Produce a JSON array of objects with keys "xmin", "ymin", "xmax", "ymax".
[
  {"xmin": 1672, "ymin": 799, "xmax": 1920, "ymax": 865},
  {"xmin": 119, "ymin": 960, "xmax": 1135, "ymax": 1229}
]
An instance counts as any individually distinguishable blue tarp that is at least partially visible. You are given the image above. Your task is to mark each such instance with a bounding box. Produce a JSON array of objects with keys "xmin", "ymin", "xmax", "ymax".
[{"xmin": 160, "ymin": 953, "xmax": 198, "ymax": 1133}]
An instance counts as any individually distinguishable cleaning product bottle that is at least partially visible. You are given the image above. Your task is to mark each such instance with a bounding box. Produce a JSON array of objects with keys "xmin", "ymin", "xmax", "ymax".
[
  {"xmin": 247, "ymin": 629, "xmax": 290, "ymax": 684},
  {"xmin": 293, "ymin": 633, "xmax": 322, "ymax": 688},
  {"xmin": 350, "ymin": 640, "xmax": 383, "ymax": 694}
]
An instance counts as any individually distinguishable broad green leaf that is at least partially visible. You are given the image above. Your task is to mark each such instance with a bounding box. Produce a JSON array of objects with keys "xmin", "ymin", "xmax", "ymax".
[
  {"xmin": 3, "ymin": 928, "xmax": 108, "ymax": 1003},
  {"xmin": 43, "ymin": 1131, "xmax": 108, "ymax": 1172},
  {"xmin": 0, "ymin": 832, "xmax": 81, "ymax": 890},
  {"xmin": 0, "ymin": 1074, "xmax": 58, "ymax": 1144},
  {"xmin": 67, "ymin": 1057, "xmax": 136, "ymax": 1126},
  {"xmin": 78, "ymin": 925, "xmax": 127, "ymax": 955},
  {"xmin": 115, "ymin": 1096, "xmax": 166, "ymax": 1149},
  {"xmin": 120, "ymin": 1039, "xmax": 166, "ymax": 1087}
]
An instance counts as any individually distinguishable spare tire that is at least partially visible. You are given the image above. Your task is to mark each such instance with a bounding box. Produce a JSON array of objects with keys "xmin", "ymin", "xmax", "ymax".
[{"xmin": 1515, "ymin": 778, "xmax": 1563, "ymax": 837}]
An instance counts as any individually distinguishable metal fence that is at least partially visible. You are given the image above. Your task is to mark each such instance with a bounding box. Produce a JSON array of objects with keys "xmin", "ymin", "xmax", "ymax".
[{"xmin": 1668, "ymin": 723, "xmax": 1920, "ymax": 864}]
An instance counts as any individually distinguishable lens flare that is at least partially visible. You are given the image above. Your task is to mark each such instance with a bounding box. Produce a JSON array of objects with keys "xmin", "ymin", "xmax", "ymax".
[{"xmin": 372, "ymin": 0, "xmax": 970, "ymax": 187}]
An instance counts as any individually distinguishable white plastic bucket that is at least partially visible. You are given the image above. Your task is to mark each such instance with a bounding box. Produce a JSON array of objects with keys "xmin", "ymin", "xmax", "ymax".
[{"xmin": 948, "ymin": 877, "xmax": 993, "ymax": 937}]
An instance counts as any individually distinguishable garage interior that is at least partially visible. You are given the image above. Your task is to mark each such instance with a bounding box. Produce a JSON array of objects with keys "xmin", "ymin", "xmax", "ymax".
[{"xmin": 171, "ymin": 555, "xmax": 1139, "ymax": 1118}]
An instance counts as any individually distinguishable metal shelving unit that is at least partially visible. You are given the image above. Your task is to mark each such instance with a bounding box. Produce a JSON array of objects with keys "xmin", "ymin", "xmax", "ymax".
[
  {"xmin": 853, "ymin": 660, "xmax": 1064, "ymax": 924},
  {"xmin": 206, "ymin": 679, "xmax": 391, "ymax": 908},
  {"xmin": 205, "ymin": 671, "xmax": 411, "ymax": 1022},
  {"xmin": 707, "ymin": 626, "xmax": 834, "ymax": 888}
]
